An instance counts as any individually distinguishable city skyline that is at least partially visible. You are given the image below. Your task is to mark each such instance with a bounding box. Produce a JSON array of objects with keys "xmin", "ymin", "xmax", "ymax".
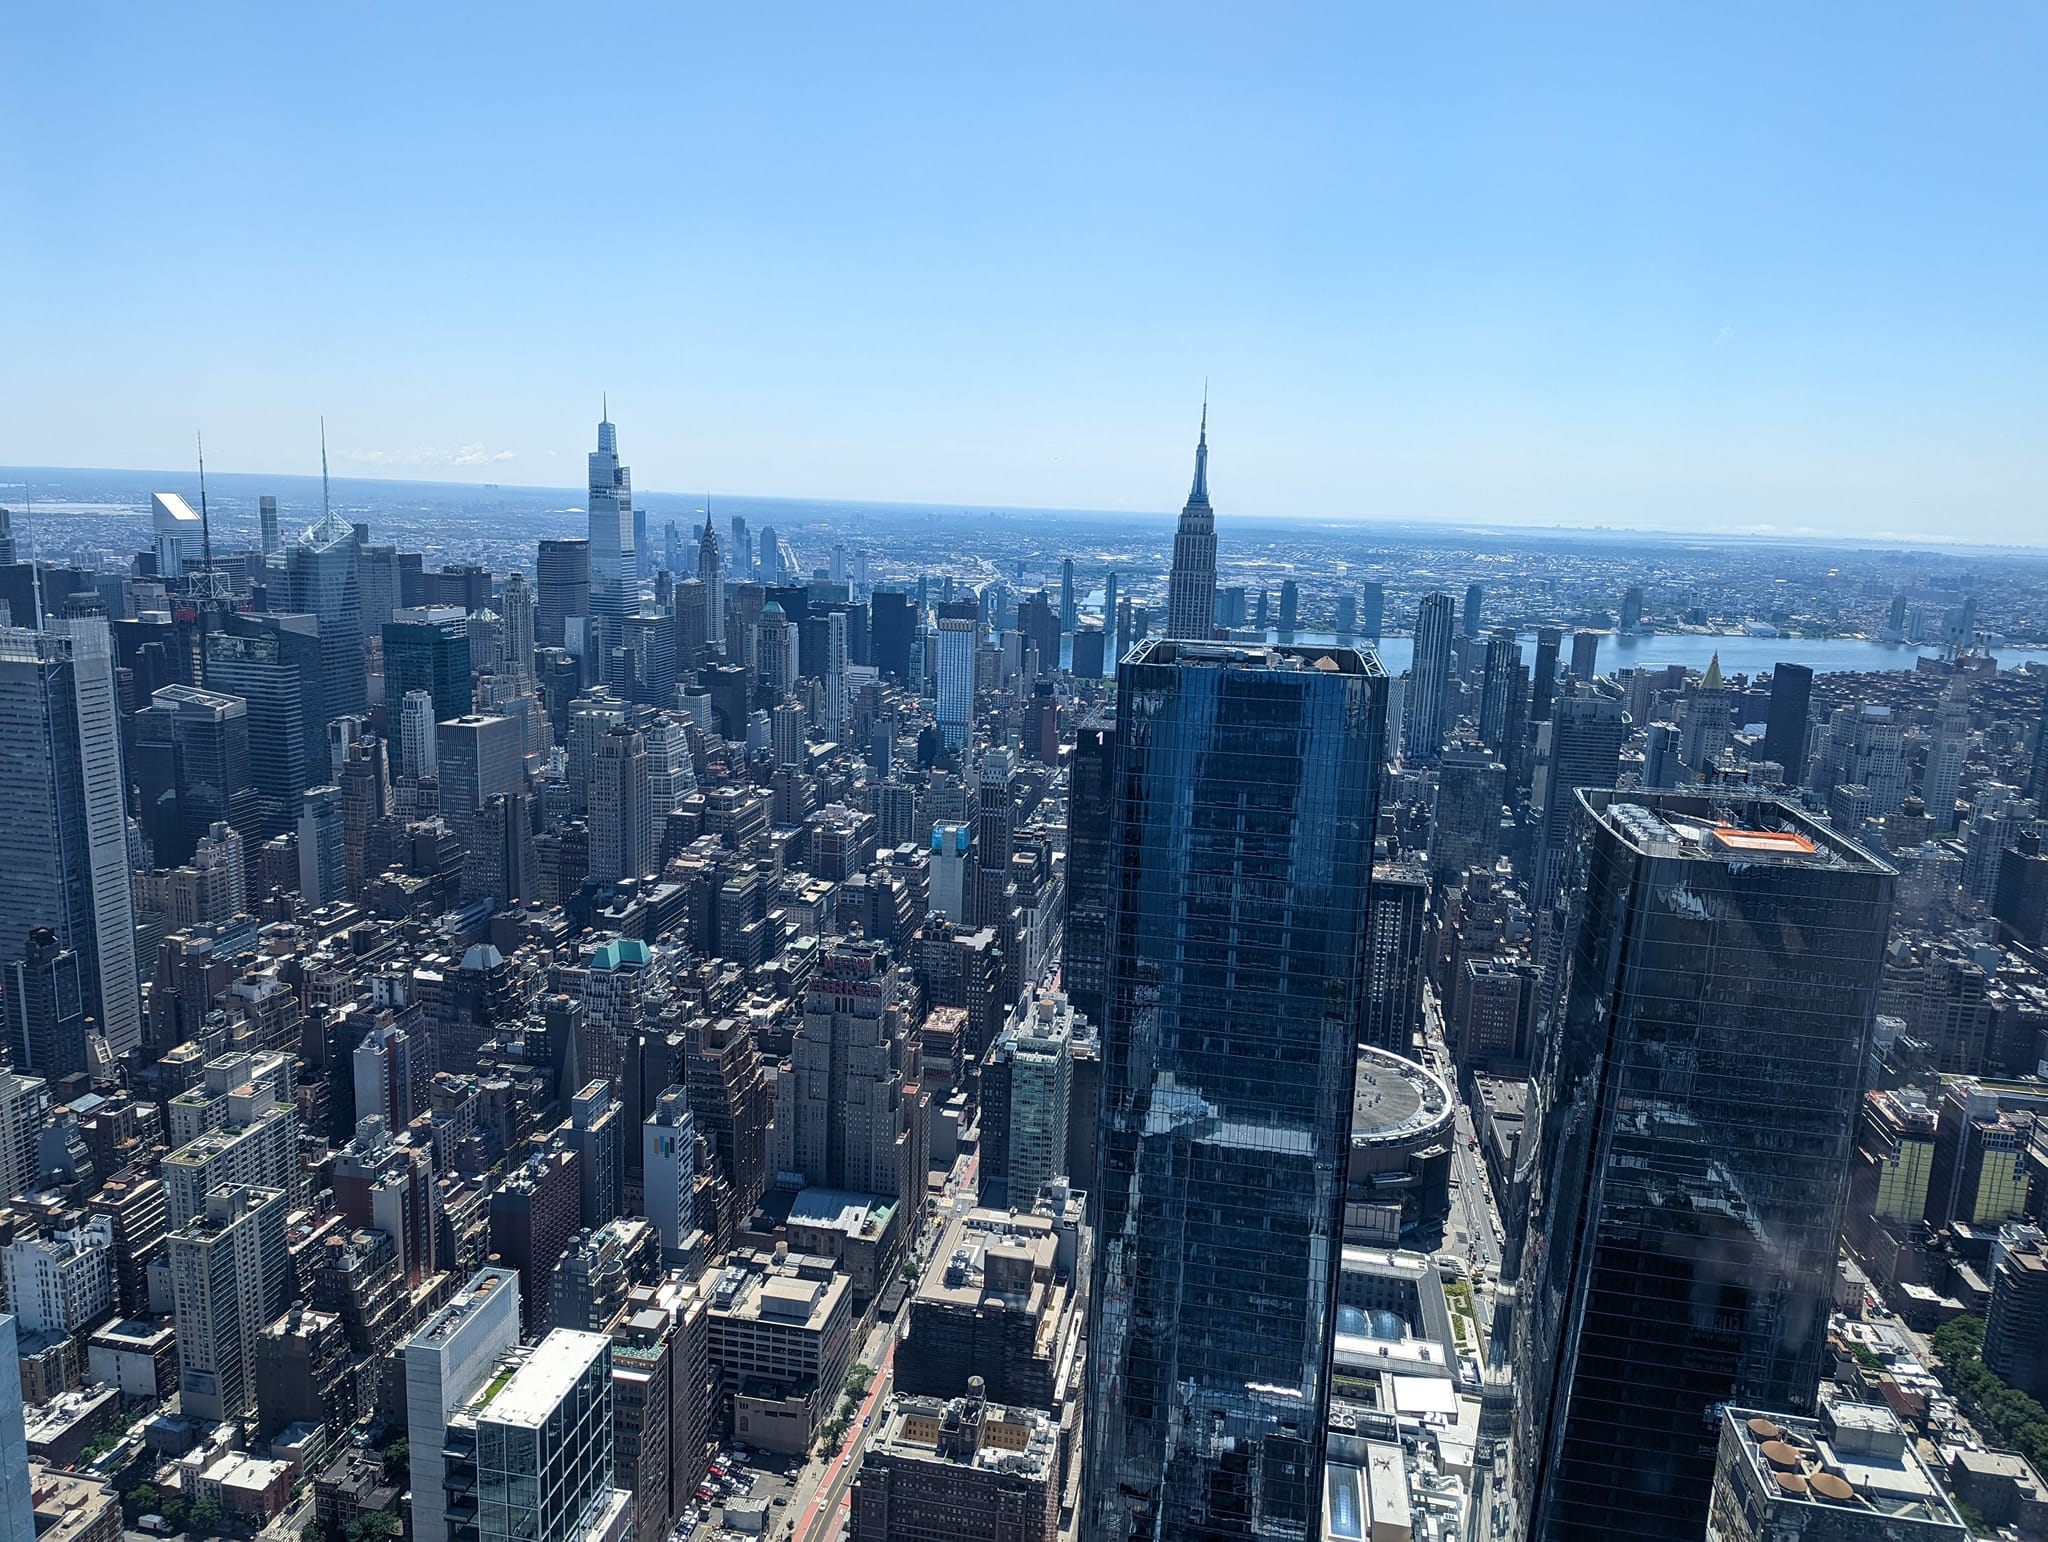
[
  {"xmin": 2, "ymin": 11, "xmax": 2047, "ymax": 1541},
  {"xmin": 7, "ymin": 8, "xmax": 2047, "ymax": 541}
]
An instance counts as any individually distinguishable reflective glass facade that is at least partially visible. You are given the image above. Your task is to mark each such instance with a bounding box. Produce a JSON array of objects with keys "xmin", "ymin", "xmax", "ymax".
[
  {"xmin": 1084, "ymin": 639, "xmax": 1386, "ymax": 1541},
  {"xmin": 1512, "ymin": 791, "xmax": 1895, "ymax": 1541}
]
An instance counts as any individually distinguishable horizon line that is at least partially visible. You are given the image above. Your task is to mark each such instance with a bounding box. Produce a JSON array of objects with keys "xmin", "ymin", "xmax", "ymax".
[{"xmin": 3, "ymin": 459, "xmax": 2046, "ymax": 557}]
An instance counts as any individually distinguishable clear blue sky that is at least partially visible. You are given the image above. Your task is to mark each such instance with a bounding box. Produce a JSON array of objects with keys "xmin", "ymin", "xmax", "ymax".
[{"xmin": 4, "ymin": 4, "xmax": 2045, "ymax": 540}]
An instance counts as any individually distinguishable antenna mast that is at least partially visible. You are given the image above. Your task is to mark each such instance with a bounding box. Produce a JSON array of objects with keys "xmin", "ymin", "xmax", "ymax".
[
  {"xmin": 196, "ymin": 431, "xmax": 215, "ymax": 573},
  {"xmin": 321, "ymin": 417, "xmax": 332, "ymax": 524}
]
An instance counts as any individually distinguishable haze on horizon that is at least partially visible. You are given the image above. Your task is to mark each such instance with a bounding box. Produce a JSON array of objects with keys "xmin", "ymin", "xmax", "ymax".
[{"xmin": 4, "ymin": 5, "xmax": 2044, "ymax": 543}]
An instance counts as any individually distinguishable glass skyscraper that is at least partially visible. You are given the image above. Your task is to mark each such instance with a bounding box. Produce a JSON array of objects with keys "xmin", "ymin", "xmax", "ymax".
[
  {"xmin": 1401, "ymin": 590, "xmax": 1455, "ymax": 765},
  {"xmin": 0, "ymin": 615, "xmax": 141, "ymax": 1055},
  {"xmin": 1084, "ymin": 638, "xmax": 1387, "ymax": 1541},
  {"xmin": 586, "ymin": 414, "xmax": 635, "ymax": 671},
  {"xmin": 285, "ymin": 508, "xmax": 367, "ymax": 722},
  {"xmin": 1512, "ymin": 790, "xmax": 1895, "ymax": 1541}
]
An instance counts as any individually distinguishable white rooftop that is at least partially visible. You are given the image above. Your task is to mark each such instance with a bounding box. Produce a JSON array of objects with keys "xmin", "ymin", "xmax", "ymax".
[{"xmin": 477, "ymin": 1328, "xmax": 607, "ymax": 1428}]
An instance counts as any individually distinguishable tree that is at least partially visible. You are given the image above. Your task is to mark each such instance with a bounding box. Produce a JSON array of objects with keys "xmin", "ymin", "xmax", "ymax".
[
  {"xmin": 845, "ymin": 1362, "xmax": 875, "ymax": 1398},
  {"xmin": 300, "ymin": 1521, "xmax": 329, "ymax": 1542},
  {"xmin": 189, "ymin": 1496, "xmax": 226, "ymax": 1536},
  {"xmin": 346, "ymin": 1513, "xmax": 400, "ymax": 1542},
  {"xmin": 125, "ymin": 1485, "xmax": 161, "ymax": 1521},
  {"xmin": 380, "ymin": 1440, "xmax": 409, "ymax": 1487}
]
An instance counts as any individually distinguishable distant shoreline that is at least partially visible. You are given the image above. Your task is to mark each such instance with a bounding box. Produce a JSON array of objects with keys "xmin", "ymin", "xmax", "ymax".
[{"xmin": 4, "ymin": 463, "xmax": 2045, "ymax": 557}]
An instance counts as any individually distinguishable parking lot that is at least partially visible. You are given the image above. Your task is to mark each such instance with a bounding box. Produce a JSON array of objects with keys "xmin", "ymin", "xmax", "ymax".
[{"xmin": 676, "ymin": 1443, "xmax": 804, "ymax": 1539}]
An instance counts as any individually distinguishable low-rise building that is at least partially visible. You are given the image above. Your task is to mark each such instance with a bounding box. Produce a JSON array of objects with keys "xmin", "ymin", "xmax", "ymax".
[
  {"xmin": 85, "ymin": 1318, "xmax": 176, "ymax": 1403},
  {"xmin": 849, "ymin": 1387, "xmax": 1061, "ymax": 1542},
  {"xmin": 22, "ymin": 1384, "xmax": 120, "ymax": 1467},
  {"xmin": 186, "ymin": 1450, "xmax": 295, "ymax": 1525},
  {"xmin": 1708, "ymin": 1401, "xmax": 1967, "ymax": 1539},
  {"xmin": 1947, "ymin": 1449, "xmax": 2048, "ymax": 1537},
  {"xmin": 311, "ymin": 1449, "xmax": 402, "ymax": 1540},
  {"xmin": 27, "ymin": 1465, "xmax": 121, "ymax": 1542},
  {"xmin": 898, "ymin": 1206, "xmax": 1081, "ymax": 1414},
  {"xmin": 705, "ymin": 1249, "xmax": 853, "ymax": 1455}
]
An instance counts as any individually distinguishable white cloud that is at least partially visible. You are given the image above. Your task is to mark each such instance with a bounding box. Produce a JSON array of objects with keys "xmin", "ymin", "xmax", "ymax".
[{"xmin": 339, "ymin": 445, "xmax": 518, "ymax": 468}]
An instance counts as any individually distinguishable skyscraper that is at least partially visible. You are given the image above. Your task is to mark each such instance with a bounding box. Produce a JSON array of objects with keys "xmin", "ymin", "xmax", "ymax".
[
  {"xmin": 453, "ymin": 1329, "xmax": 627, "ymax": 1542},
  {"xmin": 0, "ymin": 1317, "xmax": 30, "ymax": 1542},
  {"xmin": 1531, "ymin": 686, "xmax": 1629, "ymax": 905},
  {"xmin": 587, "ymin": 414, "xmax": 635, "ymax": 668},
  {"xmin": 2028, "ymin": 680, "xmax": 2048, "ymax": 808},
  {"xmin": 1085, "ymin": 638, "xmax": 1387, "ymax": 1541},
  {"xmin": 537, "ymin": 538, "xmax": 590, "ymax": 649},
  {"xmin": 696, "ymin": 521, "xmax": 723, "ymax": 654},
  {"xmin": 400, "ymin": 689, "xmax": 439, "ymax": 781},
  {"xmin": 1059, "ymin": 557, "xmax": 1077, "ymax": 635},
  {"xmin": 641, "ymin": 1086, "xmax": 695, "ymax": 1265},
  {"xmin": 1462, "ymin": 580, "xmax": 1485, "ymax": 639},
  {"xmin": 1402, "ymin": 591, "xmax": 1456, "ymax": 764},
  {"xmin": 1569, "ymin": 628, "xmax": 1601, "ymax": 680},
  {"xmin": 1677, "ymin": 652, "xmax": 1731, "ymax": 776},
  {"xmin": 775, "ymin": 940, "xmax": 929, "ymax": 1205},
  {"xmin": 1163, "ymin": 406, "xmax": 1217, "ymax": 641},
  {"xmin": 383, "ymin": 605, "xmax": 472, "ymax": 724},
  {"xmin": 589, "ymin": 722, "xmax": 653, "ymax": 884},
  {"xmin": 285, "ymin": 507, "xmax": 367, "ymax": 720},
  {"xmin": 1922, "ymin": 676, "xmax": 1970, "ymax": 831},
  {"xmin": 1760, "ymin": 662, "xmax": 1813, "ymax": 784},
  {"xmin": 0, "ymin": 615, "xmax": 141, "ymax": 1053},
  {"xmin": 205, "ymin": 611, "xmax": 325, "ymax": 835},
  {"xmin": 1360, "ymin": 581, "xmax": 1385, "ymax": 643},
  {"xmin": 870, "ymin": 590, "xmax": 915, "ymax": 681},
  {"xmin": 1477, "ymin": 628, "xmax": 1525, "ymax": 754},
  {"xmin": 132, "ymin": 683, "xmax": 261, "ymax": 867},
  {"xmin": 167, "ymin": 1183, "xmax": 292, "ymax": 1423},
  {"xmin": 1061, "ymin": 711, "xmax": 1116, "ymax": 1030},
  {"xmin": 407, "ymin": 1268, "xmax": 524, "ymax": 1542},
  {"xmin": 258, "ymin": 495, "xmax": 280, "ymax": 557},
  {"xmin": 1512, "ymin": 791, "xmax": 1895, "ymax": 1540},
  {"xmin": 936, "ymin": 617, "xmax": 974, "ymax": 749},
  {"xmin": 1528, "ymin": 626, "xmax": 1563, "ymax": 730},
  {"xmin": 4, "ymin": 930, "xmax": 85, "ymax": 1082}
]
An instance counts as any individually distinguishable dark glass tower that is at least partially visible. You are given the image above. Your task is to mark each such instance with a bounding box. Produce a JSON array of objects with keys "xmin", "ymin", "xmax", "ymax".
[
  {"xmin": 1761, "ymin": 662, "xmax": 1814, "ymax": 783},
  {"xmin": 205, "ymin": 612, "xmax": 326, "ymax": 837},
  {"xmin": 382, "ymin": 608, "xmax": 473, "ymax": 724},
  {"xmin": 869, "ymin": 590, "xmax": 916, "ymax": 682},
  {"xmin": 1512, "ymin": 790, "xmax": 1895, "ymax": 1541},
  {"xmin": 536, "ymin": 538, "xmax": 590, "ymax": 648},
  {"xmin": 1084, "ymin": 638, "xmax": 1387, "ymax": 1541},
  {"xmin": 1402, "ymin": 591, "xmax": 1456, "ymax": 764},
  {"xmin": 1060, "ymin": 709, "xmax": 1115, "ymax": 1030}
]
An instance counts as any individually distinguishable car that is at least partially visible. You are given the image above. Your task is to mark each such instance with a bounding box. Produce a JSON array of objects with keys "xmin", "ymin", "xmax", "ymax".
[
  {"xmin": 862, "ymin": 1415, "xmax": 872, "ymax": 1427},
  {"xmin": 773, "ymin": 1498, "xmax": 788, "ymax": 1508}
]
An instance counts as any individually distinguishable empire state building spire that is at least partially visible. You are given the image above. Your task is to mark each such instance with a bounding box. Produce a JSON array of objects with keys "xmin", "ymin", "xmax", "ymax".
[{"xmin": 1164, "ymin": 399, "xmax": 1218, "ymax": 640}]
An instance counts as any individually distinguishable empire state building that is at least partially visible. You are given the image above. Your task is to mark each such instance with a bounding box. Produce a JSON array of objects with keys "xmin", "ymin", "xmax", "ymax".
[{"xmin": 1164, "ymin": 405, "xmax": 1217, "ymax": 640}]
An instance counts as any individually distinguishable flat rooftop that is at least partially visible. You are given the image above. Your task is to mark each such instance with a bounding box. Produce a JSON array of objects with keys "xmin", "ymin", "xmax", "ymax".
[
  {"xmin": 1721, "ymin": 1403, "xmax": 1964, "ymax": 1530},
  {"xmin": 475, "ymin": 1329, "xmax": 608, "ymax": 1428},
  {"xmin": 1351, "ymin": 1047, "xmax": 1454, "ymax": 1147},
  {"xmin": 411, "ymin": 1266, "xmax": 518, "ymax": 1347},
  {"xmin": 1587, "ymin": 790, "xmax": 1894, "ymax": 874},
  {"xmin": 1126, "ymin": 637, "xmax": 1387, "ymax": 678}
]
